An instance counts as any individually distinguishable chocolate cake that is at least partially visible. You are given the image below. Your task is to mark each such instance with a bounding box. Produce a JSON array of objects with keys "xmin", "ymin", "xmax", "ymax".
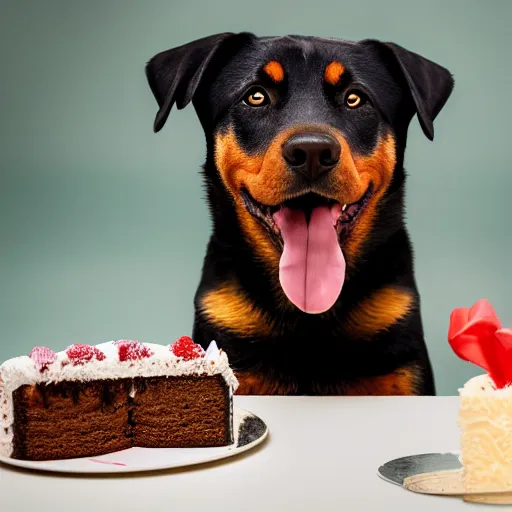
[{"xmin": 0, "ymin": 337, "xmax": 238, "ymax": 461}]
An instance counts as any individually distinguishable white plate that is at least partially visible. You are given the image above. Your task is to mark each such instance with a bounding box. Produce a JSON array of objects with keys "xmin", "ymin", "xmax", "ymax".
[{"xmin": 0, "ymin": 407, "xmax": 268, "ymax": 474}]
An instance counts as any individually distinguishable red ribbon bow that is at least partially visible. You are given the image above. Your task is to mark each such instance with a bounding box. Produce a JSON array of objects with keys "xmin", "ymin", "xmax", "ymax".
[{"xmin": 448, "ymin": 299, "xmax": 512, "ymax": 389}]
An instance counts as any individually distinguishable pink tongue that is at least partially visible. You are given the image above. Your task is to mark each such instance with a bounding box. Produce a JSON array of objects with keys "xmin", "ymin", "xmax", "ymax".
[{"xmin": 273, "ymin": 205, "xmax": 346, "ymax": 314}]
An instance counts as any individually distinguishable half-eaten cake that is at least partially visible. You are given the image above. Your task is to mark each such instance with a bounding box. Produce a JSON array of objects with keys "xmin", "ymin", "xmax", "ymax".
[{"xmin": 0, "ymin": 337, "xmax": 238, "ymax": 461}]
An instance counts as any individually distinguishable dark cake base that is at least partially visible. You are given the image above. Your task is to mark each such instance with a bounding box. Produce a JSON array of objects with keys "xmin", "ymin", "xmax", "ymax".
[{"xmin": 11, "ymin": 375, "xmax": 232, "ymax": 461}]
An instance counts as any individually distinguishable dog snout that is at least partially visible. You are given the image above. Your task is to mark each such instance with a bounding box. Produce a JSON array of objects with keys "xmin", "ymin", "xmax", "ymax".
[{"xmin": 282, "ymin": 132, "xmax": 341, "ymax": 181}]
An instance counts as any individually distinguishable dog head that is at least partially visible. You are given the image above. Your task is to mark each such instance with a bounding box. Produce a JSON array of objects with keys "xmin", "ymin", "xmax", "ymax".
[{"xmin": 146, "ymin": 33, "xmax": 453, "ymax": 314}]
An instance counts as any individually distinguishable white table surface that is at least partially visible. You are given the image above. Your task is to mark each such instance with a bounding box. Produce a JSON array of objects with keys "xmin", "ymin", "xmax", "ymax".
[{"xmin": 0, "ymin": 396, "xmax": 491, "ymax": 511}]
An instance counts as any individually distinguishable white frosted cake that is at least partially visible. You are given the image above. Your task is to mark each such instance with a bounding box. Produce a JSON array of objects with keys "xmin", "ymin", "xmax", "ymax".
[
  {"xmin": 449, "ymin": 298, "xmax": 512, "ymax": 497},
  {"xmin": 0, "ymin": 337, "xmax": 238, "ymax": 461},
  {"xmin": 458, "ymin": 374, "xmax": 512, "ymax": 493}
]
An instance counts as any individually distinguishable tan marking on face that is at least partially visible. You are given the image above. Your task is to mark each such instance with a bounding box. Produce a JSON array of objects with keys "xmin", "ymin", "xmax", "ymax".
[
  {"xmin": 200, "ymin": 282, "xmax": 275, "ymax": 337},
  {"xmin": 326, "ymin": 133, "xmax": 397, "ymax": 268},
  {"xmin": 324, "ymin": 61, "xmax": 345, "ymax": 85},
  {"xmin": 214, "ymin": 128, "xmax": 293, "ymax": 280},
  {"xmin": 343, "ymin": 287, "xmax": 414, "ymax": 339},
  {"xmin": 263, "ymin": 61, "xmax": 285, "ymax": 83}
]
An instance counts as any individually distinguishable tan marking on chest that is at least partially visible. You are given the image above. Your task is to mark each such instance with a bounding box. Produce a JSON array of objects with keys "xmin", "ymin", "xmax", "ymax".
[
  {"xmin": 344, "ymin": 286, "xmax": 414, "ymax": 339},
  {"xmin": 199, "ymin": 282, "xmax": 274, "ymax": 337},
  {"xmin": 341, "ymin": 365, "xmax": 421, "ymax": 395},
  {"xmin": 235, "ymin": 371, "xmax": 298, "ymax": 395}
]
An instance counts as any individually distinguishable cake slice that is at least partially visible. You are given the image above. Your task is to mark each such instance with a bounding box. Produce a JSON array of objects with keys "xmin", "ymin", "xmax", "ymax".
[
  {"xmin": 449, "ymin": 299, "xmax": 512, "ymax": 495},
  {"xmin": 458, "ymin": 374, "xmax": 512, "ymax": 493},
  {"xmin": 0, "ymin": 337, "xmax": 238, "ymax": 461}
]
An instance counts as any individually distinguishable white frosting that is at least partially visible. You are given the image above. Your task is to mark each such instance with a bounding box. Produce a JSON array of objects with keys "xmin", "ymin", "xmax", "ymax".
[
  {"xmin": 458, "ymin": 372, "xmax": 512, "ymax": 492},
  {"xmin": 459, "ymin": 373, "xmax": 512, "ymax": 397},
  {"xmin": 0, "ymin": 339, "xmax": 238, "ymax": 458}
]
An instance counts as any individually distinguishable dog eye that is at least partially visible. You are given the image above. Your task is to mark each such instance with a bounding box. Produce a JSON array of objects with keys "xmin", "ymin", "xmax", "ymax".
[
  {"xmin": 243, "ymin": 88, "xmax": 270, "ymax": 107},
  {"xmin": 345, "ymin": 91, "xmax": 366, "ymax": 108}
]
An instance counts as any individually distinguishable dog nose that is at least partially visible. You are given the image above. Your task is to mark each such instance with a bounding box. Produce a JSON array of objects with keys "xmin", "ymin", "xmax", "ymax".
[{"xmin": 282, "ymin": 133, "xmax": 341, "ymax": 181}]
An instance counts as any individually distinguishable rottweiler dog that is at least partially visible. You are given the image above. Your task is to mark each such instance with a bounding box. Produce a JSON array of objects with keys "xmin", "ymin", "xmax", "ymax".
[{"xmin": 145, "ymin": 33, "xmax": 454, "ymax": 396}]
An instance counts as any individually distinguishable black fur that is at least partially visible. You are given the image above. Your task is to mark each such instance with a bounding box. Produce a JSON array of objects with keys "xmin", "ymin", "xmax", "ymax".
[{"xmin": 146, "ymin": 33, "xmax": 454, "ymax": 395}]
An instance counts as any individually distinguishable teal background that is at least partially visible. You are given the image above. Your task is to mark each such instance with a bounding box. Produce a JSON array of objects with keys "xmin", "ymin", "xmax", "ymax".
[{"xmin": 1, "ymin": 0, "xmax": 511, "ymax": 395}]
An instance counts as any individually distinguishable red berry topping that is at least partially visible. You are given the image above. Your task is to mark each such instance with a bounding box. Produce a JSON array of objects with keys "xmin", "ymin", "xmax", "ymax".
[
  {"xmin": 66, "ymin": 344, "xmax": 106, "ymax": 365},
  {"xmin": 170, "ymin": 336, "xmax": 205, "ymax": 361},
  {"xmin": 29, "ymin": 347, "xmax": 57, "ymax": 372},
  {"xmin": 114, "ymin": 340, "xmax": 153, "ymax": 362}
]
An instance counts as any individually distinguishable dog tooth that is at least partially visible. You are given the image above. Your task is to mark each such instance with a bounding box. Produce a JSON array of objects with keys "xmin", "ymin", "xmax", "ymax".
[{"xmin": 342, "ymin": 204, "xmax": 347, "ymax": 212}]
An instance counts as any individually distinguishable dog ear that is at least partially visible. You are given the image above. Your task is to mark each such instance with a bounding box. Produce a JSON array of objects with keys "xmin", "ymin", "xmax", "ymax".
[
  {"xmin": 362, "ymin": 40, "xmax": 454, "ymax": 140},
  {"xmin": 146, "ymin": 32, "xmax": 252, "ymax": 133}
]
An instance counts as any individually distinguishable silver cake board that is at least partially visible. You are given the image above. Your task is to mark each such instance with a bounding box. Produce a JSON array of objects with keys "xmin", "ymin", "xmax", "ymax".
[{"xmin": 378, "ymin": 453, "xmax": 512, "ymax": 504}]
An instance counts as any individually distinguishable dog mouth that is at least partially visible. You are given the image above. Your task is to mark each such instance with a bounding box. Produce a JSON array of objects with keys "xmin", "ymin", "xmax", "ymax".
[
  {"xmin": 240, "ymin": 185, "xmax": 373, "ymax": 314},
  {"xmin": 240, "ymin": 185, "xmax": 373, "ymax": 249}
]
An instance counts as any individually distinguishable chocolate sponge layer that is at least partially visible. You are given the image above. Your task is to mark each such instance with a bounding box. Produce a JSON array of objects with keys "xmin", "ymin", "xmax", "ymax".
[
  {"xmin": 11, "ymin": 374, "xmax": 231, "ymax": 461},
  {"xmin": 132, "ymin": 376, "xmax": 231, "ymax": 448}
]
